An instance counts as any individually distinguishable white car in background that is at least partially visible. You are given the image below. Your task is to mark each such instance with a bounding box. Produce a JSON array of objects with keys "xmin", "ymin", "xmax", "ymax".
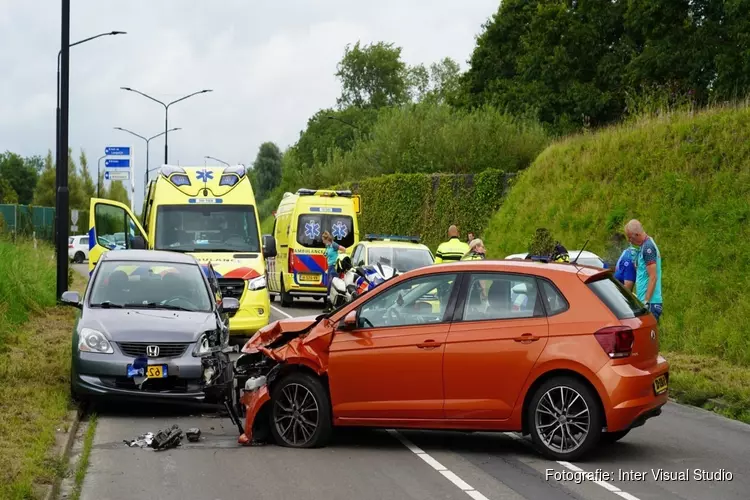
[
  {"xmin": 504, "ymin": 250, "xmax": 608, "ymax": 269},
  {"xmin": 68, "ymin": 235, "xmax": 90, "ymax": 263}
]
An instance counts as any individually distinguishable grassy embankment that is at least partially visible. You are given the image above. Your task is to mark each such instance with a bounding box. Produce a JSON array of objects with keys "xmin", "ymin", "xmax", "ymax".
[
  {"xmin": 0, "ymin": 239, "xmax": 87, "ymax": 499},
  {"xmin": 485, "ymin": 104, "xmax": 750, "ymax": 422}
]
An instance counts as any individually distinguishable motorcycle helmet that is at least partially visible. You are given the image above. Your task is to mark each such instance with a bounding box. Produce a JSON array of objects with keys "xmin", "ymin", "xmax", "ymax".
[{"xmin": 336, "ymin": 254, "xmax": 353, "ymax": 274}]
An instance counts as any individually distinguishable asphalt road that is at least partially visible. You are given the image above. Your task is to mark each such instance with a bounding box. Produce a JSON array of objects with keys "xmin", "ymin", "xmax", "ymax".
[{"xmin": 71, "ymin": 264, "xmax": 750, "ymax": 500}]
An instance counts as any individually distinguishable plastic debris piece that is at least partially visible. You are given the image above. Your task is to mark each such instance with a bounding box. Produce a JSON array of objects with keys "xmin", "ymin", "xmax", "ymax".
[
  {"xmin": 123, "ymin": 432, "xmax": 154, "ymax": 448},
  {"xmin": 150, "ymin": 425, "xmax": 183, "ymax": 451},
  {"xmin": 186, "ymin": 428, "xmax": 201, "ymax": 442}
]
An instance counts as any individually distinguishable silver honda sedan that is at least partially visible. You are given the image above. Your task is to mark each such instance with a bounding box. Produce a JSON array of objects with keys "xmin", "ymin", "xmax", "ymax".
[{"xmin": 62, "ymin": 249, "xmax": 239, "ymax": 403}]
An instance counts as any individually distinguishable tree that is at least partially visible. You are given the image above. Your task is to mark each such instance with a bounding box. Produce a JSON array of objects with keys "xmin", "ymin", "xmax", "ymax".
[
  {"xmin": 252, "ymin": 142, "xmax": 283, "ymax": 199},
  {"xmin": 0, "ymin": 151, "xmax": 39, "ymax": 204},
  {"xmin": 0, "ymin": 177, "xmax": 18, "ymax": 204},
  {"xmin": 32, "ymin": 150, "xmax": 56, "ymax": 207},
  {"xmin": 78, "ymin": 149, "xmax": 96, "ymax": 202},
  {"xmin": 107, "ymin": 181, "xmax": 130, "ymax": 205},
  {"xmin": 335, "ymin": 41, "xmax": 410, "ymax": 109},
  {"xmin": 408, "ymin": 58, "xmax": 462, "ymax": 104}
]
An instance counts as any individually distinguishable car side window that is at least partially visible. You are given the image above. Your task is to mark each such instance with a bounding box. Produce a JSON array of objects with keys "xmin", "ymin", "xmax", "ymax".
[
  {"xmin": 357, "ymin": 273, "xmax": 457, "ymax": 329},
  {"xmin": 94, "ymin": 203, "xmax": 146, "ymax": 249},
  {"xmin": 462, "ymin": 273, "xmax": 542, "ymax": 321},
  {"xmin": 352, "ymin": 245, "xmax": 364, "ymax": 266},
  {"xmin": 540, "ymin": 279, "xmax": 568, "ymax": 315},
  {"xmin": 81, "ymin": 236, "xmax": 89, "ymax": 246}
]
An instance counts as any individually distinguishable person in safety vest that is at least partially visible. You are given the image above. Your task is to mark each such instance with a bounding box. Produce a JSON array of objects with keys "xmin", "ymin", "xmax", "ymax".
[
  {"xmin": 462, "ymin": 238, "xmax": 486, "ymax": 260},
  {"xmin": 435, "ymin": 225, "xmax": 470, "ymax": 264}
]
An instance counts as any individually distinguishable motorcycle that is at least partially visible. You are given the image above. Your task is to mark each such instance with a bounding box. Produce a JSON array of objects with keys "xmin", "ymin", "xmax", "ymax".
[{"xmin": 327, "ymin": 256, "xmax": 396, "ymax": 310}]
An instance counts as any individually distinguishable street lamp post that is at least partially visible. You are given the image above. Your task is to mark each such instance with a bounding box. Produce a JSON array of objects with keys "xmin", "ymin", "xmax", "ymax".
[
  {"xmin": 204, "ymin": 155, "xmax": 230, "ymax": 166},
  {"xmin": 54, "ymin": 27, "xmax": 125, "ymax": 299},
  {"xmin": 120, "ymin": 87, "xmax": 212, "ymax": 164},
  {"xmin": 97, "ymin": 154, "xmax": 106, "ymax": 197},
  {"xmin": 114, "ymin": 126, "xmax": 182, "ymax": 188}
]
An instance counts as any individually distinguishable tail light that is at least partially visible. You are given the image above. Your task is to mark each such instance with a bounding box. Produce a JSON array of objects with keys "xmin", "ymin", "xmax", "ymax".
[
  {"xmin": 68, "ymin": 244, "xmax": 74, "ymax": 248},
  {"xmin": 288, "ymin": 249, "xmax": 295, "ymax": 274},
  {"xmin": 594, "ymin": 326, "xmax": 634, "ymax": 358}
]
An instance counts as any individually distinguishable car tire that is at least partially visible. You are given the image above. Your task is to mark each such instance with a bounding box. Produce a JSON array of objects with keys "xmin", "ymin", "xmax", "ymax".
[
  {"xmin": 600, "ymin": 429, "xmax": 630, "ymax": 444},
  {"xmin": 74, "ymin": 252, "xmax": 85, "ymax": 264},
  {"xmin": 280, "ymin": 277, "xmax": 293, "ymax": 308},
  {"xmin": 527, "ymin": 376, "xmax": 602, "ymax": 461},
  {"xmin": 269, "ymin": 372, "xmax": 332, "ymax": 448}
]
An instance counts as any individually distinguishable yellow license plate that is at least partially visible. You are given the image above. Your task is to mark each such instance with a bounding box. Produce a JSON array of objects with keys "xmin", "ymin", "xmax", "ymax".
[
  {"xmin": 653, "ymin": 374, "xmax": 668, "ymax": 395},
  {"xmin": 299, "ymin": 274, "xmax": 321, "ymax": 282},
  {"xmin": 146, "ymin": 365, "xmax": 167, "ymax": 378}
]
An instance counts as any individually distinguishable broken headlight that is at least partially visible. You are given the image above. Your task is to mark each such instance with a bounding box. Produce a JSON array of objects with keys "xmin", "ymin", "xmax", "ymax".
[
  {"xmin": 78, "ymin": 328, "xmax": 114, "ymax": 354},
  {"xmin": 193, "ymin": 330, "xmax": 220, "ymax": 356}
]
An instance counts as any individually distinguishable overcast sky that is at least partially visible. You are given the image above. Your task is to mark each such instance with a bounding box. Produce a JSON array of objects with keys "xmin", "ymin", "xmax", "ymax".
[{"xmin": 0, "ymin": 0, "xmax": 497, "ymax": 208}]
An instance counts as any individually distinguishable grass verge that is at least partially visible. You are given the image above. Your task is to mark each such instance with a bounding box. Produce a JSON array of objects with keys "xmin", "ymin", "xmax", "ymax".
[
  {"xmin": 0, "ymin": 248, "xmax": 86, "ymax": 500},
  {"xmin": 666, "ymin": 352, "xmax": 750, "ymax": 424},
  {"xmin": 71, "ymin": 414, "xmax": 98, "ymax": 500}
]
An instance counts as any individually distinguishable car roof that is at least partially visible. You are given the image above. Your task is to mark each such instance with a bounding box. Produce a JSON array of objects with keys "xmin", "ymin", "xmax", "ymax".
[
  {"xmin": 99, "ymin": 249, "xmax": 199, "ymax": 265},
  {"xmin": 413, "ymin": 258, "xmax": 604, "ymax": 278},
  {"xmin": 361, "ymin": 241, "xmax": 431, "ymax": 251}
]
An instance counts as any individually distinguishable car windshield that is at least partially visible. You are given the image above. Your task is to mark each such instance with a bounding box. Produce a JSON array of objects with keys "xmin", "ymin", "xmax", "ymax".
[
  {"xmin": 587, "ymin": 275, "xmax": 647, "ymax": 319},
  {"xmin": 155, "ymin": 204, "xmax": 261, "ymax": 253},
  {"xmin": 89, "ymin": 260, "xmax": 212, "ymax": 312},
  {"xmin": 367, "ymin": 247, "xmax": 433, "ymax": 272}
]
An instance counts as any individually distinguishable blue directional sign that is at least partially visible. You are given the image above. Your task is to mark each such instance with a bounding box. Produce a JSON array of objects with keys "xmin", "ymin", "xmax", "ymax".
[
  {"xmin": 105, "ymin": 146, "xmax": 130, "ymax": 156},
  {"xmin": 105, "ymin": 158, "xmax": 130, "ymax": 168},
  {"xmin": 104, "ymin": 171, "xmax": 110, "ymax": 181}
]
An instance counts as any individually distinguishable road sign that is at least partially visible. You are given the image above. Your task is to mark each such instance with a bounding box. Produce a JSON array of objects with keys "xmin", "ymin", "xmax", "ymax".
[
  {"xmin": 106, "ymin": 170, "xmax": 130, "ymax": 181},
  {"xmin": 105, "ymin": 146, "xmax": 131, "ymax": 156},
  {"xmin": 71, "ymin": 210, "xmax": 79, "ymax": 225},
  {"xmin": 105, "ymin": 158, "xmax": 130, "ymax": 168},
  {"xmin": 71, "ymin": 225, "xmax": 78, "ymax": 232},
  {"xmin": 104, "ymin": 171, "xmax": 110, "ymax": 181}
]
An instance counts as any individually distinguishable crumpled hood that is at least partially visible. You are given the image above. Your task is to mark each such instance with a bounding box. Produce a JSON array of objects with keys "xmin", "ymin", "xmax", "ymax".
[
  {"xmin": 81, "ymin": 309, "xmax": 216, "ymax": 343},
  {"xmin": 241, "ymin": 314, "xmax": 322, "ymax": 353}
]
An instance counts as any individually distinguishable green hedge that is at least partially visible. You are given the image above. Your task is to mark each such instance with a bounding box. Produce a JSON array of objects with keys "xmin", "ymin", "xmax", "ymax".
[{"xmin": 333, "ymin": 169, "xmax": 512, "ymax": 251}]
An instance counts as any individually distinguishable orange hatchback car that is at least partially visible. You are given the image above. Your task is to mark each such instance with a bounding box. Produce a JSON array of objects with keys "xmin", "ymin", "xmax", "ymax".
[{"xmin": 233, "ymin": 259, "xmax": 669, "ymax": 461}]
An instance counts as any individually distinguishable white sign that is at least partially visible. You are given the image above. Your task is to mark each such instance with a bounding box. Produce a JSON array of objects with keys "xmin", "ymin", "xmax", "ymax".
[
  {"xmin": 71, "ymin": 209, "xmax": 79, "ymax": 225},
  {"xmin": 71, "ymin": 224, "xmax": 78, "ymax": 232},
  {"xmin": 106, "ymin": 170, "xmax": 131, "ymax": 181}
]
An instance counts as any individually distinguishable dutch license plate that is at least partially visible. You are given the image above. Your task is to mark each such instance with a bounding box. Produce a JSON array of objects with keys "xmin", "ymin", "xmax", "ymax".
[
  {"xmin": 653, "ymin": 374, "xmax": 668, "ymax": 395},
  {"xmin": 299, "ymin": 273, "xmax": 321, "ymax": 282},
  {"xmin": 128, "ymin": 364, "xmax": 168, "ymax": 378}
]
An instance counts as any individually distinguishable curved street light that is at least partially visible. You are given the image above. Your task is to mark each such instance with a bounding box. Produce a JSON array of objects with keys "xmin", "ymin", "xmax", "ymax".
[
  {"xmin": 120, "ymin": 87, "xmax": 212, "ymax": 163},
  {"xmin": 204, "ymin": 155, "xmax": 230, "ymax": 166},
  {"xmin": 114, "ymin": 126, "xmax": 182, "ymax": 187}
]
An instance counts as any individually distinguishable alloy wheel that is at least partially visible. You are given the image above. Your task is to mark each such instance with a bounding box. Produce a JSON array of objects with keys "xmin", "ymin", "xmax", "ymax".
[
  {"xmin": 273, "ymin": 383, "xmax": 320, "ymax": 446},
  {"xmin": 534, "ymin": 386, "xmax": 590, "ymax": 454}
]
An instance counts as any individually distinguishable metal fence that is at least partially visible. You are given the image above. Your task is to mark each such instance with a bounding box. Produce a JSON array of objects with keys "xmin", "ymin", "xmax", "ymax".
[{"xmin": 0, "ymin": 204, "xmax": 56, "ymax": 242}]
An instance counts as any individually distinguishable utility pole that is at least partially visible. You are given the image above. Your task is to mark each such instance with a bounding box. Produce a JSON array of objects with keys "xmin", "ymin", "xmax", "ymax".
[{"xmin": 56, "ymin": 0, "xmax": 71, "ymax": 299}]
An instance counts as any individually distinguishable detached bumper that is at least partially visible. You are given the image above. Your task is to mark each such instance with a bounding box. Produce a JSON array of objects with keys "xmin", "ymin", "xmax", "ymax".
[
  {"xmin": 238, "ymin": 382, "xmax": 271, "ymax": 445},
  {"xmin": 230, "ymin": 290, "xmax": 271, "ymax": 335}
]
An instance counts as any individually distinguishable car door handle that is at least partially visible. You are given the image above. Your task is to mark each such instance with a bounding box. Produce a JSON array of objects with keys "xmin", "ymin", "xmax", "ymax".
[
  {"xmin": 417, "ymin": 340, "xmax": 442, "ymax": 349},
  {"xmin": 513, "ymin": 333, "xmax": 540, "ymax": 343}
]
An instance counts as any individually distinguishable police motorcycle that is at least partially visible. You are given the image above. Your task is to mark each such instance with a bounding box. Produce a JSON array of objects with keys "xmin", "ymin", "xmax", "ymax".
[{"xmin": 327, "ymin": 254, "xmax": 396, "ymax": 310}]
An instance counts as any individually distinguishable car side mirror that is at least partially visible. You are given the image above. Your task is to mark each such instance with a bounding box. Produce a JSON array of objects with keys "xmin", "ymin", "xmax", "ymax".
[
  {"xmin": 338, "ymin": 310, "xmax": 357, "ymax": 331},
  {"xmin": 60, "ymin": 291, "xmax": 81, "ymax": 308},
  {"xmin": 262, "ymin": 234, "xmax": 277, "ymax": 258},
  {"xmin": 131, "ymin": 235, "xmax": 146, "ymax": 250},
  {"xmin": 222, "ymin": 297, "xmax": 240, "ymax": 313}
]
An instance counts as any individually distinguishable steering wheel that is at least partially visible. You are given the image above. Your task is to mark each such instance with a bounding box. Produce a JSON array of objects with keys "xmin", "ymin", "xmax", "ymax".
[
  {"xmin": 385, "ymin": 307, "xmax": 402, "ymax": 325},
  {"xmin": 163, "ymin": 296, "xmax": 199, "ymax": 310}
]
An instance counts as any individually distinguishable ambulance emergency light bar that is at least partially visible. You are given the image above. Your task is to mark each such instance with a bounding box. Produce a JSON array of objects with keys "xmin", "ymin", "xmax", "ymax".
[
  {"xmin": 296, "ymin": 188, "xmax": 353, "ymax": 198},
  {"xmin": 364, "ymin": 234, "xmax": 421, "ymax": 243}
]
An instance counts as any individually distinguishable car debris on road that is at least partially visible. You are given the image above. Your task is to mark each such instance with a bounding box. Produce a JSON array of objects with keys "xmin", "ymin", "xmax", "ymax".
[{"xmin": 123, "ymin": 424, "xmax": 201, "ymax": 450}]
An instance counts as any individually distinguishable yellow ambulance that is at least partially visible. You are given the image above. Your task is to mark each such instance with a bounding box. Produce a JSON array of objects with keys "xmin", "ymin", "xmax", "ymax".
[
  {"xmin": 265, "ymin": 188, "xmax": 360, "ymax": 306},
  {"xmin": 87, "ymin": 164, "xmax": 271, "ymax": 336}
]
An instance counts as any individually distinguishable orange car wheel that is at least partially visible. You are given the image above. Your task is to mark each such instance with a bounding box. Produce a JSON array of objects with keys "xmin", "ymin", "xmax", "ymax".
[
  {"xmin": 527, "ymin": 376, "xmax": 602, "ymax": 461},
  {"xmin": 269, "ymin": 372, "xmax": 332, "ymax": 448}
]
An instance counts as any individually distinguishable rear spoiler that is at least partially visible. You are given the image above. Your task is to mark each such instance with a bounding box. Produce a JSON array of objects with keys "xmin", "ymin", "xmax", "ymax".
[{"xmin": 577, "ymin": 267, "xmax": 612, "ymax": 283}]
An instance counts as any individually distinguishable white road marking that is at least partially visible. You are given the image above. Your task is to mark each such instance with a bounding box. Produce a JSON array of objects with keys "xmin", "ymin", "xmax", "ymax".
[
  {"xmin": 387, "ymin": 429, "xmax": 490, "ymax": 500},
  {"xmin": 505, "ymin": 433, "xmax": 643, "ymax": 500},
  {"xmin": 270, "ymin": 304, "xmax": 293, "ymax": 319}
]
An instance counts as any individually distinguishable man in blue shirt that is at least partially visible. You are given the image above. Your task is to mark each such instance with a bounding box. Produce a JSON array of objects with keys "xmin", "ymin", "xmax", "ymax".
[
  {"xmin": 614, "ymin": 245, "xmax": 637, "ymax": 291},
  {"xmin": 625, "ymin": 220, "xmax": 663, "ymax": 322}
]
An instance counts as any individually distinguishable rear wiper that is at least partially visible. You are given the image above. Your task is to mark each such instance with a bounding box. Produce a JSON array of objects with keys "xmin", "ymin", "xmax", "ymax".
[{"xmin": 124, "ymin": 302, "xmax": 194, "ymax": 312}]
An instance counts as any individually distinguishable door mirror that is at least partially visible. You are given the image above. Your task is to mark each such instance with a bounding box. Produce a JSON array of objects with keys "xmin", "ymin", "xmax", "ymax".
[
  {"xmin": 60, "ymin": 291, "xmax": 81, "ymax": 308},
  {"xmin": 339, "ymin": 310, "xmax": 357, "ymax": 330},
  {"xmin": 222, "ymin": 297, "xmax": 240, "ymax": 313},
  {"xmin": 262, "ymin": 234, "xmax": 277, "ymax": 258},
  {"xmin": 131, "ymin": 235, "xmax": 146, "ymax": 249}
]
